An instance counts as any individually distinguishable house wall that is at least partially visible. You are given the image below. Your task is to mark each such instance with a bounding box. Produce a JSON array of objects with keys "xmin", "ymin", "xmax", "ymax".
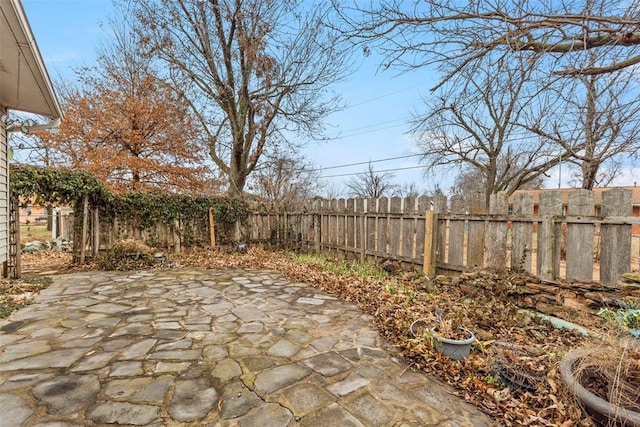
[{"xmin": 0, "ymin": 105, "xmax": 8, "ymax": 265}]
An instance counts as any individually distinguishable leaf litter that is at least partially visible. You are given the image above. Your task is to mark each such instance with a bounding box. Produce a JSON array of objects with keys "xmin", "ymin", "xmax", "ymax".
[{"xmin": 17, "ymin": 246, "xmax": 625, "ymax": 426}]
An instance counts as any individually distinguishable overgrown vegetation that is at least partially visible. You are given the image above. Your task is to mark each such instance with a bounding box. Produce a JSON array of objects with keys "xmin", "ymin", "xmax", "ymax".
[
  {"xmin": 290, "ymin": 253, "xmax": 388, "ymax": 280},
  {"xmin": 0, "ymin": 275, "xmax": 53, "ymax": 319},
  {"xmin": 10, "ymin": 164, "xmax": 250, "ymax": 255},
  {"xmin": 95, "ymin": 239, "xmax": 158, "ymax": 271}
]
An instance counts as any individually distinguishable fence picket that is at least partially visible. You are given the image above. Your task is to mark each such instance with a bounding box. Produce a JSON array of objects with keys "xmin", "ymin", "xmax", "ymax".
[
  {"xmin": 600, "ymin": 189, "xmax": 632, "ymax": 286},
  {"xmin": 566, "ymin": 190, "xmax": 594, "ymax": 282},
  {"xmin": 511, "ymin": 193, "xmax": 533, "ymax": 273}
]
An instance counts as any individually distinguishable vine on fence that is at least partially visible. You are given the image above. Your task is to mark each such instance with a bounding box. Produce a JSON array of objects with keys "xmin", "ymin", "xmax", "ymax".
[
  {"xmin": 10, "ymin": 164, "xmax": 111, "ymax": 207},
  {"xmin": 10, "ymin": 164, "xmax": 249, "ymax": 252}
]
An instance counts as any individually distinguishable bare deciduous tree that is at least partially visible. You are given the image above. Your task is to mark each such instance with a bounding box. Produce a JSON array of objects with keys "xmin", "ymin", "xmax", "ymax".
[
  {"xmin": 337, "ymin": 0, "xmax": 640, "ymax": 82},
  {"xmin": 346, "ymin": 163, "xmax": 398, "ymax": 198},
  {"xmin": 129, "ymin": 0, "xmax": 350, "ymax": 197},
  {"xmin": 413, "ymin": 55, "xmax": 566, "ymax": 208},
  {"xmin": 523, "ymin": 53, "xmax": 640, "ymax": 189},
  {"xmin": 249, "ymin": 150, "xmax": 323, "ymax": 209}
]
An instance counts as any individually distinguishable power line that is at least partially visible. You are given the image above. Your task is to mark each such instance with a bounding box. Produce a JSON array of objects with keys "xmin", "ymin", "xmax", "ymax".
[
  {"xmin": 321, "ymin": 164, "xmax": 428, "ymax": 179},
  {"xmin": 346, "ymin": 83, "xmax": 429, "ymax": 109},
  {"xmin": 310, "ymin": 153, "xmax": 423, "ymax": 172}
]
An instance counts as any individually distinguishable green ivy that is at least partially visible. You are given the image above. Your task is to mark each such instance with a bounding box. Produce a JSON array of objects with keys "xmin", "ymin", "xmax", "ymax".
[
  {"xmin": 10, "ymin": 164, "xmax": 249, "ymax": 247},
  {"xmin": 10, "ymin": 164, "xmax": 112, "ymax": 207}
]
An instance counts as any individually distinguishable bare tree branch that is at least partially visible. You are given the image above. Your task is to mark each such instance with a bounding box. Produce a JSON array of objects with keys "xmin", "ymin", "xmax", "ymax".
[{"xmin": 129, "ymin": 0, "xmax": 351, "ymax": 196}]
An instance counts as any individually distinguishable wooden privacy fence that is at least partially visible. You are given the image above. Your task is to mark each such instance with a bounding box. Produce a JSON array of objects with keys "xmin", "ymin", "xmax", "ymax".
[{"xmin": 245, "ymin": 188, "xmax": 640, "ymax": 286}]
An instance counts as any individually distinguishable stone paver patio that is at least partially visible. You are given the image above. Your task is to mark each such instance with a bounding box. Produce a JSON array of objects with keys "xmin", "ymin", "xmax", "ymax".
[{"xmin": 0, "ymin": 269, "xmax": 492, "ymax": 426}]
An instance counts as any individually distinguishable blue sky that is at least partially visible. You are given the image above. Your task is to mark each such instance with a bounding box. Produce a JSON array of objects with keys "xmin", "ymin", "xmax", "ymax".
[
  {"xmin": 19, "ymin": 0, "xmax": 449, "ymax": 196},
  {"xmin": 18, "ymin": 0, "xmax": 640, "ymax": 194}
]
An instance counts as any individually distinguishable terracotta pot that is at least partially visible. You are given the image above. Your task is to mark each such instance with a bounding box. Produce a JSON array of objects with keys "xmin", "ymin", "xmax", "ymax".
[{"xmin": 559, "ymin": 349, "xmax": 640, "ymax": 427}]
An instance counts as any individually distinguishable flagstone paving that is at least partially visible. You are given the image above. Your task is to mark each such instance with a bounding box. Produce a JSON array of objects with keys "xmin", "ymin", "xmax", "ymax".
[{"xmin": 0, "ymin": 269, "xmax": 492, "ymax": 426}]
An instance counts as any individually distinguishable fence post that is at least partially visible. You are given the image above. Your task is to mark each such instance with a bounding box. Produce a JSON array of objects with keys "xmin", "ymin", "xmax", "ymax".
[
  {"xmin": 423, "ymin": 209, "xmax": 436, "ymax": 276},
  {"xmin": 486, "ymin": 193, "xmax": 508, "ymax": 269},
  {"xmin": 92, "ymin": 207, "xmax": 100, "ymax": 257},
  {"xmin": 511, "ymin": 193, "xmax": 534, "ymax": 273},
  {"xmin": 600, "ymin": 188, "xmax": 632, "ymax": 286},
  {"xmin": 566, "ymin": 190, "xmax": 594, "ymax": 282},
  {"xmin": 537, "ymin": 191, "xmax": 562, "ymax": 280},
  {"xmin": 173, "ymin": 218, "xmax": 181, "ymax": 254},
  {"xmin": 208, "ymin": 207, "xmax": 216, "ymax": 248},
  {"xmin": 80, "ymin": 195, "xmax": 89, "ymax": 264}
]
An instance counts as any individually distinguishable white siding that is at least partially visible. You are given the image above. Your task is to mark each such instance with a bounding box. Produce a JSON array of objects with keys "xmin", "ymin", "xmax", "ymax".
[{"xmin": 0, "ymin": 105, "xmax": 8, "ymax": 264}]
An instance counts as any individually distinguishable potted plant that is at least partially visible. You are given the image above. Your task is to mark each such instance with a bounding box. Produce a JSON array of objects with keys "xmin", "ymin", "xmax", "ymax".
[
  {"xmin": 410, "ymin": 314, "xmax": 475, "ymax": 361},
  {"xmin": 560, "ymin": 345, "xmax": 640, "ymax": 427}
]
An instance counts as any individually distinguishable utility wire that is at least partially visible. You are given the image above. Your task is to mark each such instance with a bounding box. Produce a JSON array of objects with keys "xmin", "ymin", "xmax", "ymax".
[
  {"xmin": 321, "ymin": 164, "xmax": 428, "ymax": 179},
  {"xmin": 310, "ymin": 153, "xmax": 423, "ymax": 172}
]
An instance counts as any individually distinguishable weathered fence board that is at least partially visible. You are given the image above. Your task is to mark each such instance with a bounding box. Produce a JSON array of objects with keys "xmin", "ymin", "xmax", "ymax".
[
  {"xmin": 600, "ymin": 189, "xmax": 632, "ymax": 286},
  {"xmin": 467, "ymin": 193, "xmax": 486, "ymax": 268},
  {"xmin": 486, "ymin": 193, "xmax": 508, "ymax": 269},
  {"xmin": 537, "ymin": 192, "xmax": 563, "ymax": 280},
  {"xmin": 566, "ymin": 190, "xmax": 594, "ymax": 282},
  {"xmin": 511, "ymin": 193, "xmax": 533, "ymax": 273},
  {"xmin": 448, "ymin": 195, "xmax": 465, "ymax": 267},
  {"xmin": 94, "ymin": 189, "xmax": 640, "ymax": 287}
]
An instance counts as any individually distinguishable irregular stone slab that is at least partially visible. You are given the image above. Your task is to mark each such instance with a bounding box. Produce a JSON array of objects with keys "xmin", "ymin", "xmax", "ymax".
[
  {"xmin": 155, "ymin": 361, "xmax": 191, "ymax": 373},
  {"xmin": 211, "ymin": 358, "xmax": 242, "ymax": 382},
  {"xmin": 32, "ymin": 422, "xmax": 84, "ymax": 427},
  {"xmin": 119, "ymin": 339, "xmax": 157, "ymax": 360},
  {"xmin": 110, "ymin": 324, "xmax": 154, "ymax": 337},
  {"xmin": 253, "ymin": 364, "xmax": 310, "ymax": 394},
  {"xmin": 232, "ymin": 305, "xmax": 268, "ymax": 322},
  {"xmin": 71, "ymin": 352, "xmax": 115, "ymax": 372},
  {"xmin": 299, "ymin": 402, "xmax": 365, "ymax": 427},
  {"xmin": 327, "ymin": 375, "xmax": 371, "ymax": 397},
  {"xmin": 240, "ymin": 356, "xmax": 276, "ymax": 373},
  {"xmin": 83, "ymin": 302, "xmax": 130, "ymax": 314},
  {"xmin": 89, "ymin": 401, "xmax": 159, "ymax": 425},
  {"xmin": 201, "ymin": 301, "xmax": 234, "ymax": 315},
  {"xmin": 203, "ymin": 345, "xmax": 228, "ymax": 361},
  {"xmin": 0, "ymin": 373, "xmax": 54, "ymax": 392},
  {"xmin": 273, "ymin": 382, "xmax": 334, "ymax": 417},
  {"xmin": 0, "ymin": 393, "xmax": 34, "ymax": 425},
  {"xmin": 1, "ymin": 340, "xmax": 51, "ymax": 362},
  {"xmin": 31, "ymin": 374, "xmax": 100, "ymax": 416},
  {"xmin": 267, "ymin": 340, "xmax": 301, "ymax": 358},
  {"xmin": 132, "ymin": 375, "xmax": 174, "ymax": 404},
  {"xmin": 104, "ymin": 378, "xmax": 154, "ymax": 398},
  {"xmin": 296, "ymin": 297, "xmax": 325, "ymax": 305},
  {"xmin": 342, "ymin": 392, "xmax": 394, "ymax": 427},
  {"xmin": 284, "ymin": 329, "xmax": 312, "ymax": 345},
  {"xmin": 110, "ymin": 361, "xmax": 144, "ymax": 376},
  {"xmin": 302, "ymin": 352, "xmax": 352, "ymax": 377},
  {"xmin": 237, "ymin": 322, "xmax": 264, "ymax": 333},
  {"xmin": 310, "ymin": 336, "xmax": 339, "ymax": 352},
  {"xmin": 156, "ymin": 339, "xmax": 192, "ymax": 351},
  {"xmin": 238, "ymin": 402, "xmax": 293, "ymax": 427},
  {"xmin": 169, "ymin": 379, "xmax": 218, "ymax": 422},
  {"xmin": 0, "ymin": 348, "xmax": 87, "ymax": 372},
  {"xmin": 147, "ymin": 349, "xmax": 201, "ymax": 360},
  {"xmin": 220, "ymin": 381, "xmax": 262, "ymax": 419},
  {"xmin": 155, "ymin": 321, "xmax": 182, "ymax": 330}
]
